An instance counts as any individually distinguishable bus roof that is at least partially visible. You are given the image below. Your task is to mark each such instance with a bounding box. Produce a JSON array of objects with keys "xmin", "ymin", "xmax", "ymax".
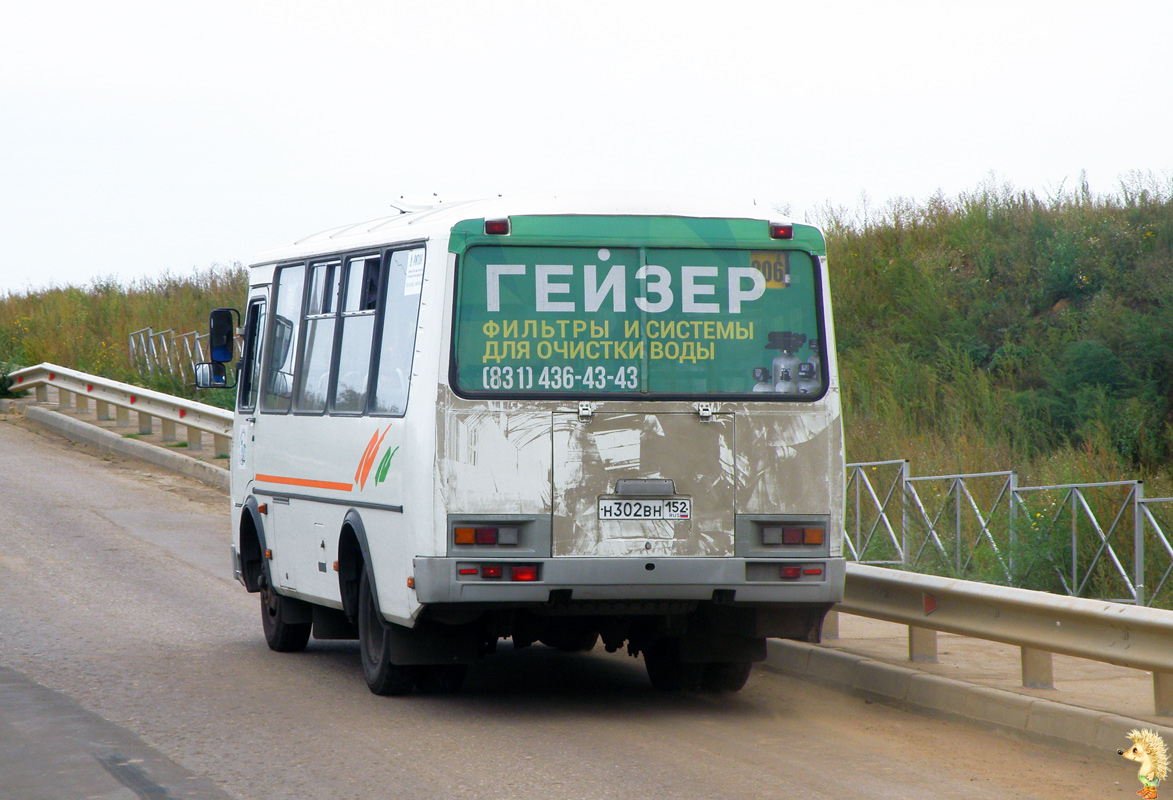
[{"xmin": 249, "ymin": 192, "xmax": 813, "ymax": 269}]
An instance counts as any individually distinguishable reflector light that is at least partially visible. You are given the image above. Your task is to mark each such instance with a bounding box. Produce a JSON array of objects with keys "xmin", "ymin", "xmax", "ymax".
[
  {"xmin": 769, "ymin": 223, "xmax": 794, "ymax": 240},
  {"xmin": 803, "ymin": 528, "xmax": 824, "ymax": 546},
  {"xmin": 511, "ymin": 565, "xmax": 538, "ymax": 582},
  {"xmin": 803, "ymin": 568, "xmax": 823, "ymax": 576},
  {"xmin": 458, "ymin": 567, "xmax": 478, "ymax": 576},
  {"xmin": 474, "ymin": 527, "xmax": 498, "ymax": 545},
  {"xmin": 782, "ymin": 527, "xmax": 803, "ymax": 545},
  {"xmin": 484, "ymin": 218, "xmax": 511, "ymax": 235},
  {"xmin": 481, "ymin": 565, "xmax": 503, "ymax": 579},
  {"xmin": 780, "ymin": 566, "xmax": 802, "ymax": 579},
  {"xmin": 454, "ymin": 527, "xmax": 475, "ymax": 545}
]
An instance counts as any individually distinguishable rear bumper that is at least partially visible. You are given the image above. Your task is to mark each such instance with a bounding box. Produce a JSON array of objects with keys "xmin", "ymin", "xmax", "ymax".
[{"xmin": 413, "ymin": 556, "xmax": 845, "ymax": 605}]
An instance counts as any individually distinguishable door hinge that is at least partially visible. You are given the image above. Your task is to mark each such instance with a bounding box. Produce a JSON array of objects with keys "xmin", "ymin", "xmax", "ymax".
[
  {"xmin": 578, "ymin": 401, "xmax": 593, "ymax": 422},
  {"xmin": 696, "ymin": 402, "xmax": 714, "ymax": 421}
]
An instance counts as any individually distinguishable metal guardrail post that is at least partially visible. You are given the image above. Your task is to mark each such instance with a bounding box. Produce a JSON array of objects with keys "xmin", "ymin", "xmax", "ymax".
[
  {"xmin": 908, "ymin": 625, "xmax": 937, "ymax": 663},
  {"xmin": 1021, "ymin": 647, "xmax": 1054, "ymax": 689}
]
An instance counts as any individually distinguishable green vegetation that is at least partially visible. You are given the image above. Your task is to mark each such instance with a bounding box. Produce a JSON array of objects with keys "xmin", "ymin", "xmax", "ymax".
[
  {"xmin": 824, "ymin": 174, "xmax": 1173, "ymax": 495},
  {"xmin": 0, "ymin": 266, "xmax": 245, "ymax": 402}
]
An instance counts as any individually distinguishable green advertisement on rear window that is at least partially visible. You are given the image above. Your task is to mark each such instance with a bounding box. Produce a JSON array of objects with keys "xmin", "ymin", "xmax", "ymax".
[{"xmin": 452, "ymin": 245, "xmax": 825, "ymax": 398}]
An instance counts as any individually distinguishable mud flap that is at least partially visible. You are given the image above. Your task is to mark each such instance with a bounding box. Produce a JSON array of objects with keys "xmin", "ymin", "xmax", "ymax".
[{"xmin": 384, "ymin": 618, "xmax": 482, "ymax": 665}]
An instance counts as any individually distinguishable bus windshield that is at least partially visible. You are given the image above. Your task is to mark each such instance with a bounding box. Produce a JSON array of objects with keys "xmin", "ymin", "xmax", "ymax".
[{"xmin": 453, "ymin": 244, "xmax": 825, "ymax": 398}]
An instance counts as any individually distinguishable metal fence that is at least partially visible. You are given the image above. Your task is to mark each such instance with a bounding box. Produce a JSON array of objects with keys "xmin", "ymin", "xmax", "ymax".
[
  {"xmin": 845, "ymin": 460, "xmax": 1173, "ymax": 607},
  {"xmin": 129, "ymin": 327, "xmax": 239, "ymax": 383}
]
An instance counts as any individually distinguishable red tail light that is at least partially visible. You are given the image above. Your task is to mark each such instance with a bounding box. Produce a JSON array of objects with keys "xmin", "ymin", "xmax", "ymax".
[
  {"xmin": 481, "ymin": 565, "xmax": 503, "ymax": 579},
  {"xmin": 510, "ymin": 565, "xmax": 538, "ymax": 582},
  {"xmin": 780, "ymin": 566, "xmax": 802, "ymax": 579},
  {"xmin": 484, "ymin": 218, "xmax": 511, "ymax": 235},
  {"xmin": 769, "ymin": 223, "xmax": 793, "ymax": 240}
]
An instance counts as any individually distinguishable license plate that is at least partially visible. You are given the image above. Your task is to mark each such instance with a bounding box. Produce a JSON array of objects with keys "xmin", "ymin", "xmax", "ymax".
[{"xmin": 598, "ymin": 498, "xmax": 691, "ymax": 521}]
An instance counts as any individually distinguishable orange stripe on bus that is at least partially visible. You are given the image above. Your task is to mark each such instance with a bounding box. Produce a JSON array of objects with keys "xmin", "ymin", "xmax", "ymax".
[{"xmin": 255, "ymin": 473, "xmax": 353, "ymax": 492}]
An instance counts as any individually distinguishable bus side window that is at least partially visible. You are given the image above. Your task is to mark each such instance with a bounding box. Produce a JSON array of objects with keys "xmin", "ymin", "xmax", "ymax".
[
  {"xmin": 372, "ymin": 247, "xmax": 425, "ymax": 415},
  {"xmin": 333, "ymin": 255, "xmax": 380, "ymax": 414},
  {"xmin": 261, "ymin": 264, "xmax": 305, "ymax": 412},
  {"xmin": 294, "ymin": 260, "xmax": 341, "ymax": 413},
  {"xmin": 238, "ymin": 299, "xmax": 266, "ymax": 412}
]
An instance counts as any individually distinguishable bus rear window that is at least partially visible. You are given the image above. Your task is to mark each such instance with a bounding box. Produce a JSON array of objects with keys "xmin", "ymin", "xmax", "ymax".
[{"xmin": 452, "ymin": 245, "xmax": 825, "ymax": 398}]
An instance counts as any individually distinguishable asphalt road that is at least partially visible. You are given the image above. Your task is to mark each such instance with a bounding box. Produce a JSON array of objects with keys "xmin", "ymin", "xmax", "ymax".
[{"xmin": 0, "ymin": 416, "xmax": 1135, "ymax": 799}]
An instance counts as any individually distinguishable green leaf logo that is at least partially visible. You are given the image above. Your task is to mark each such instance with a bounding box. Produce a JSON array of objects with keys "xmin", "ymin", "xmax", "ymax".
[{"xmin": 374, "ymin": 446, "xmax": 399, "ymax": 486}]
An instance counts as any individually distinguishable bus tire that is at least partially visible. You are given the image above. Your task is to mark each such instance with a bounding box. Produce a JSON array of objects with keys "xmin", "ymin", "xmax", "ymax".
[
  {"xmin": 260, "ymin": 584, "xmax": 311, "ymax": 652},
  {"xmin": 643, "ymin": 638, "xmax": 703, "ymax": 692},
  {"xmin": 701, "ymin": 661, "xmax": 752, "ymax": 692},
  {"xmin": 357, "ymin": 570, "xmax": 414, "ymax": 696}
]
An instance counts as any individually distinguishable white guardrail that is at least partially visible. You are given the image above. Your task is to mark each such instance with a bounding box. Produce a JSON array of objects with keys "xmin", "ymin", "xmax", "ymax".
[
  {"xmin": 7, "ymin": 363, "xmax": 1173, "ymax": 714},
  {"xmin": 837, "ymin": 563, "xmax": 1173, "ymax": 715},
  {"xmin": 5, "ymin": 362, "xmax": 233, "ymax": 455}
]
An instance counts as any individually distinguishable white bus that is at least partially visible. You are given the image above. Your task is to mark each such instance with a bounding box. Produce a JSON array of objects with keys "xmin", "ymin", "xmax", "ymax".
[{"xmin": 199, "ymin": 194, "xmax": 845, "ymax": 695}]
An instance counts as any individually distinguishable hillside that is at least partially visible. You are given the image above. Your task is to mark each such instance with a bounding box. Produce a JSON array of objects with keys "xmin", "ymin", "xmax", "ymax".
[
  {"xmin": 825, "ymin": 177, "xmax": 1173, "ymax": 492},
  {"xmin": 2, "ymin": 183, "xmax": 1171, "ymax": 493}
]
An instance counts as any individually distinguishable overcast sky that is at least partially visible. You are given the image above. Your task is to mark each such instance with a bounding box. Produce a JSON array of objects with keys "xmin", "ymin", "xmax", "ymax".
[{"xmin": 1, "ymin": 0, "xmax": 1171, "ymax": 295}]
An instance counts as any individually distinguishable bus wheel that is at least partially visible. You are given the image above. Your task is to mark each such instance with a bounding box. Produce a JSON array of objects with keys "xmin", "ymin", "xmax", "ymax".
[
  {"xmin": 643, "ymin": 638, "xmax": 703, "ymax": 691},
  {"xmin": 415, "ymin": 664, "xmax": 467, "ymax": 694},
  {"xmin": 701, "ymin": 661, "xmax": 752, "ymax": 692},
  {"xmin": 260, "ymin": 584, "xmax": 311, "ymax": 652},
  {"xmin": 357, "ymin": 570, "xmax": 415, "ymax": 696}
]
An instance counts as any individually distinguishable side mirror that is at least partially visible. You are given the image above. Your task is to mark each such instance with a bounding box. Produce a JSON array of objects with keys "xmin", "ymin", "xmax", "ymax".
[
  {"xmin": 209, "ymin": 307, "xmax": 240, "ymax": 363},
  {"xmin": 194, "ymin": 361, "xmax": 235, "ymax": 389}
]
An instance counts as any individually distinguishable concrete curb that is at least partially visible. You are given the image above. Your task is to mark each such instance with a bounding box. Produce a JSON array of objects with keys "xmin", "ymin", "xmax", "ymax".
[
  {"xmin": 765, "ymin": 638, "xmax": 1173, "ymax": 757},
  {"xmin": 23, "ymin": 405, "xmax": 230, "ymax": 492}
]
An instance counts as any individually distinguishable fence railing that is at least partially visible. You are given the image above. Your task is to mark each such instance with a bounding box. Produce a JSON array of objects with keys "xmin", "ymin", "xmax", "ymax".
[
  {"xmin": 129, "ymin": 326, "xmax": 239, "ymax": 383},
  {"xmin": 846, "ymin": 461, "xmax": 1173, "ymax": 607},
  {"xmin": 5, "ymin": 363, "xmax": 233, "ymax": 456}
]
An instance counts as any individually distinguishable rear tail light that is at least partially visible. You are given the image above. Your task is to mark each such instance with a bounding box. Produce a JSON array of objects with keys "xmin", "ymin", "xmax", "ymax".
[
  {"xmin": 458, "ymin": 563, "xmax": 540, "ymax": 581},
  {"xmin": 484, "ymin": 218, "xmax": 511, "ymax": 235},
  {"xmin": 761, "ymin": 524, "xmax": 825, "ymax": 546},
  {"xmin": 511, "ymin": 565, "xmax": 538, "ymax": 582},
  {"xmin": 455, "ymin": 526, "xmax": 520, "ymax": 546},
  {"xmin": 780, "ymin": 566, "xmax": 802, "ymax": 579},
  {"xmin": 769, "ymin": 222, "xmax": 794, "ymax": 240}
]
